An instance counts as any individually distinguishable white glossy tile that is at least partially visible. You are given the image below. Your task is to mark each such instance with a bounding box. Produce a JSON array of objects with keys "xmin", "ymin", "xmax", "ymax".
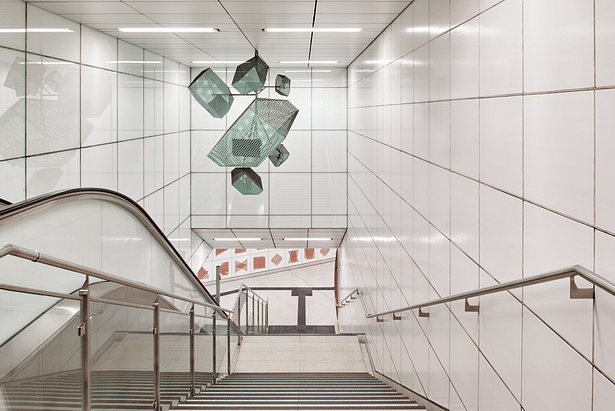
[
  {"xmin": 27, "ymin": 57, "xmax": 80, "ymax": 156},
  {"xmin": 117, "ymin": 41, "xmax": 144, "ymax": 77},
  {"xmin": 26, "ymin": 4, "xmax": 80, "ymax": 62},
  {"xmin": 164, "ymin": 133, "xmax": 179, "ymax": 184},
  {"xmin": 117, "ymin": 74, "xmax": 143, "ymax": 142},
  {"xmin": 81, "ymin": 144, "xmax": 116, "ymax": 190},
  {"xmin": 451, "ymin": 174, "xmax": 479, "ymax": 262},
  {"xmin": 479, "ymin": 96, "xmax": 522, "ymax": 196},
  {"xmin": 164, "ymin": 82, "xmax": 179, "ymax": 134},
  {"xmin": 596, "ymin": 0, "xmax": 615, "ymax": 87},
  {"xmin": 0, "ymin": 0, "xmax": 25, "ymax": 50},
  {"xmin": 26, "ymin": 150, "xmax": 80, "ymax": 198},
  {"xmin": 596, "ymin": 90, "xmax": 615, "ymax": 233},
  {"xmin": 450, "ymin": 99, "xmax": 479, "ymax": 180},
  {"xmin": 413, "ymin": 46, "xmax": 430, "ymax": 102},
  {"xmin": 414, "ymin": 103, "xmax": 430, "ymax": 161},
  {"xmin": 595, "ymin": 230, "xmax": 615, "ymax": 285},
  {"xmin": 312, "ymin": 88, "xmax": 347, "ymax": 130},
  {"xmin": 524, "ymin": 0, "xmax": 593, "ymax": 92},
  {"xmin": 429, "ymin": 0, "xmax": 450, "ymax": 40},
  {"xmin": 449, "ymin": 315, "xmax": 478, "ymax": 411},
  {"xmin": 287, "ymin": 87, "xmax": 311, "ymax": 130},
  {"xmin": 0, "ymin": 48, "xmax": 25, "ymax": 160},
  {"xmin": 191, "ymin": 173, "xmax": 226, "ymax": 215},
  {"xmin": 429, "ymin": 226, "xmax": 449, "ymax": 297},
  {"xmin": 478, "ymin": 355, "xmax": 521, "ymax": 411},
  {"xmin": 479, "ymin": 185, "xmax": 522, "ymax": 283},
  {"xmin": 81, "ymin": 65, "xmax": 116, "ymax": 147},
  {"xmin": 144, "ymin": 80, "xmax": 163, "ymax": 138},
  {"xmin": 144, "ymin": 135, "xmax": 164, "ymax": 196},
  {"xmin": 81, "ymin": 27, "xmax": 117, "ymax": 71},
  {"xmin": 164, "ymin": 181, "xmax": 179, "ymax": 235},
  {"xmin": 270, "ymin": 173, "xmax": 311, "ymax": 215},
  {"xmin": 525, "ymin": 91, "xmax": 594, "ymax": 223},
  {"xmin": 594, "ymin": 368, "xmax": 615, "ymax": 411},
  {"xmin": 450, "ymin": 18, "xmax": 479, "ymax": 99},
  {"xmin": 429, "ymin": 165, "xmax": 449, "ymax": 238},
  {"xmin": 594, "ymin": 287, "xmax": 615, "ymax": 380},
  {"xmin": 0, "ymin": 159, "xmax": 25, "ymax": 203},
  {"xmin": 479, "ymin": 0, "xmax": 522, "ymax": 96},
  {"xmin": 275, "ymin": 130, "xmax": 310, "ymax": 173},
  {"xmin": 522, "ymin": 308, "xmax": 592, "ymax": 411},
  {"xmin": 429, "ymin": 34, "xmax": 450, "ymax": 101},
  {"xmin": 429, "ymin": 101, "xmax": 449, "ymax": 168},
  {"xmin": 312, "ymin": 173, "xmax": 347, "ymax": 215},
  {"xmin": 451, "ymin": 0, "xmax": 479, "ymax": 28}
]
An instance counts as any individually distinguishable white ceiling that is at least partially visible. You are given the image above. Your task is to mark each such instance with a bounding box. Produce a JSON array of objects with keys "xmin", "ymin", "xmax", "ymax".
[
  {"xmin": 194, "ymin": 228, "xmax": 347, "ymax": 249},
  {"xmin": 26, "ymin": 0, "xmax": 411, "ymax": 67}
]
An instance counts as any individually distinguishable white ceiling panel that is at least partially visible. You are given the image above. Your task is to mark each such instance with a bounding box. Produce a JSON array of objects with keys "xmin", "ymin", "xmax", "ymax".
[{"xmin": 27, "ymin": 0, "xmax": 408, "ymax": 68}]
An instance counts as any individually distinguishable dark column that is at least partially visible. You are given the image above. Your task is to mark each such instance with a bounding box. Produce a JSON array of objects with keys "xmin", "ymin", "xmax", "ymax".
[{"xmin": 291, "ymin": 288, "xmax": 313, "ymax": 333}]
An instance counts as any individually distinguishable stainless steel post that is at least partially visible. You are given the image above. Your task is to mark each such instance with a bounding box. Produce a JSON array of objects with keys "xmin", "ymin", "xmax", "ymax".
[
  {"xmin": 79, "ymin": 286, "xmax": 91, "ymax": 411},
  {"xmin": 212, "ymin": 313, "xmax": 217, "ymax": 383},
  {"xmin": 190, "ymin": 304, "xmax": 195, "ymax": 397},
  {"xmin": 251, "ymin": 294, "xmax": 255, "ymax": 335},
  {"xmin": 256, "ymin": 298, "xmax": 260, "ymax": 334},
  {"xmin": 153, "ymin": 302, "xmax": 161, "ymax": 411},
  {"xmin": 215, "ymin": 265, "xmax": 220, "ymax": 304},
  {"xmin": 227, "ymin": 316, "xmax": 231, "ymax": 375},
  {"xmin": 261, "ymin": 299, "xmax": 264, "ymax": 334},
  {"xmin": 244, "ymin": 289, "xmax": 249, "ymax": 335},
  {"xmin": 237, "ymin": 291, "xmax": 241, "ymax": 346},
  {"xmin": 265, "ymin": 298, "xmax": 268, "ymax": 334}
]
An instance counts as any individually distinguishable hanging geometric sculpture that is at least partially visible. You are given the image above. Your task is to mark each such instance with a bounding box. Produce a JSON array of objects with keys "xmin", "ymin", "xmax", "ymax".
[
  {"xmin": 207, "ymin": 98, "xmax": 299, "ymax": 168},
  {"xmin": 268, "ymin": 143, "xmax": 290, "ymax": 167},
  {"xmin": 275, "ymin": 74, "xmax": 291, "ymax": 96},
  {"xmin": 231, "ymin": 55, "xmax": 269, "ymax": 95},
  {"xmin": 231, "ymin": 167, "xmax": 263, "ymax": 195},
  {"xmin": 188, "ymin": 68, "xmax": 234, "ymax": 118}
]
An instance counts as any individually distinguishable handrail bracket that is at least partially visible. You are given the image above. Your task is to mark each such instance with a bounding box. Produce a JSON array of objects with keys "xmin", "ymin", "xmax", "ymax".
[
  {"xmin": 464, "ymin": 298, "xmax": 479, "ymax": 312},
  {"xmin": 570, "ymin": 275, "xmax": 594, "ymax": 299},
  {"xmin": 418, "ymin": 308, "xmax": 429, "ymax": 318}
]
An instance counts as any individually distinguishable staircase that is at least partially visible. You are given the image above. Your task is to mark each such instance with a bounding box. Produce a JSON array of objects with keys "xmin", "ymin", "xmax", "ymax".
[
  {"xmin": 2, "ymin": 370, "xmax": 213, "ymax": 410},
  {"xmin": 172, "ymin": 372, "xmax": 426, "ymax": 410}
]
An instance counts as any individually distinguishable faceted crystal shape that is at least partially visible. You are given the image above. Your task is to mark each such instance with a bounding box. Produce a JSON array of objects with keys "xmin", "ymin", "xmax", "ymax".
[
  {"xmin": 208, "ymin": 98, "xmax": 299, "ymax": 167},
  {"xmin": 188, "ymin": 68, "xmax": 234, "ymax": 118},
  {"xmin": 231, "ymin": 167, "xmax": 263, "ymax": 195},
  {"xmin": 268, "ymin": 143, "xmax": 290, "ymax": 167},
  {"xmin": 275, "ymin": 74, "xmax": 291, "ymax": 96},
  {"xmin": 231, "ymin": 55, "xmax": 269, "ymax": 95}
]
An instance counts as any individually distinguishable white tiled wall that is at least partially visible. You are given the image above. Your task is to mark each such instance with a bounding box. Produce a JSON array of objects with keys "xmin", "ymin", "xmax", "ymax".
[
  {"xmin": 0, "ymin": 0, "xmax": 204, "ymax": 266},
  {"xmin": 190, "ymin": 67, "xmax": 348, "ymax": 230},
  {"xmin": 338, "ymin": 0, "xmax": 615, "ymax": 410}
]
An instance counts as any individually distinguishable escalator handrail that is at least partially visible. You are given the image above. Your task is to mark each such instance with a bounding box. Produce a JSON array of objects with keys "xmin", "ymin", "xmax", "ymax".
[
  {"xmin": 0, "ymin": 244, "xmax": 233, "ymax": 314},
  {"xmin": 0, "ymin": 187, "xmax": 220, "ymax": 312}
]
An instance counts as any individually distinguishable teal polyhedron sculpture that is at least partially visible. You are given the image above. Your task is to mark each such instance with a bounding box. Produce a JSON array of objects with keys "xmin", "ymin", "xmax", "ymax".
[
  {"xmin": 188, "ymin": 68, "xmax": 234, "ymax": 118},
  {"xmin": 268, "ymin": 143, "xmax": 290, "ymax": 167},
  {"xmin": 207, "ymin": 98, "xmax": 299, "ymax": 168},
  {"xmin": 275, "ymin": 74, "xmax": 291, "ymax": 96},
  {"xmin": 231, "ymin": 167, "xmax": 263, "ymax": 195},
  {"xmin": 231, "ymin": 55, "xmax": 269, "ymax": 95}
]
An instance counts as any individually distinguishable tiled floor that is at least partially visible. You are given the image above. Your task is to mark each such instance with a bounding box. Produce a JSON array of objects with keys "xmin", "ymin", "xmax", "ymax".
[{"xmin": 234, "ymin": 335, "xmax": 368, "ymax": 373}]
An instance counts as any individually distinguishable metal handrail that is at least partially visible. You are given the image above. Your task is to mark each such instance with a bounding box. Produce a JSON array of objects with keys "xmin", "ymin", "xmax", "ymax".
[
  {"xmin": 0, "ymin": 244, "xmax": 233, "ymax": 314},
  {"xmin": 242, "ymin": 283, "xmax": 267, "ymax": 303},
  {"xmin": 336, "ymin": 288, "xmax": 359, "ymax": 307},
  {"xmin": 0, "ymin": 188, "xmax": 219, "ymax": 310},
  {"xmin": 366, "ymin": 265, "xmax": 607, "ymax": 318}
]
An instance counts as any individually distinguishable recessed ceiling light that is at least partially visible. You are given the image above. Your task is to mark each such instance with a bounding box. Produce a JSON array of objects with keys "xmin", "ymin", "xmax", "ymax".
[
  {"xmin": 283, "ymin": 238, "xmax": 333, "ymax": 241},
  {"xmin": 106, "ymin": 60, "xmax": 162, "ymax": 64},
  {"xmin": 279, "ymin": 61, "xmax": 339, "ymax": 64},
  {"xmin": 18, "ymin": 61, "xmax": 75, "ymax": 65},
  {"xmin": 213, "ymin": 238, "xmax": 263, "ymax": 242},
  {"xmin": 192, "ymin": 61, "xmax": 244, "ymax": 64},
  {"xmin": 284, "ymin": 70, "xmax": 332, "ymax": 73},
  {"xmin": 119, "ymin": 28, "xmax": 219, "ymax": 33},
  {"xmin": 0, "ymin": 28, "xmax": 73, "ymax": 33},
  {"xmin": 263, "ymin": 28, "xmax": 362, "ymax": 33}
]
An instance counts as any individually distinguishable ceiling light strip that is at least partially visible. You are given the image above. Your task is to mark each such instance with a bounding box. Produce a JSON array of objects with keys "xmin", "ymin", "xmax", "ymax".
[
  {"xmin": 119, "ymin": 28, "xmax": 219, "ymax": 33},
  {"xmin": 263, "ymin": 28, "xmax": 362, "ymax": 33},
  {"xmin": 213, "ymin": 238, "xmax": 263, "ymax": 242},
  {"xmin": 0, "ymin": 28, "xmax": 73, "ymax": 33},
  {"xmin": 279, "ymin": 61, "xmax": 339, "ymax": 64},
  {"xmin": 283, "ymin": 238, "xmax": 333, "ymax": 241}
]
